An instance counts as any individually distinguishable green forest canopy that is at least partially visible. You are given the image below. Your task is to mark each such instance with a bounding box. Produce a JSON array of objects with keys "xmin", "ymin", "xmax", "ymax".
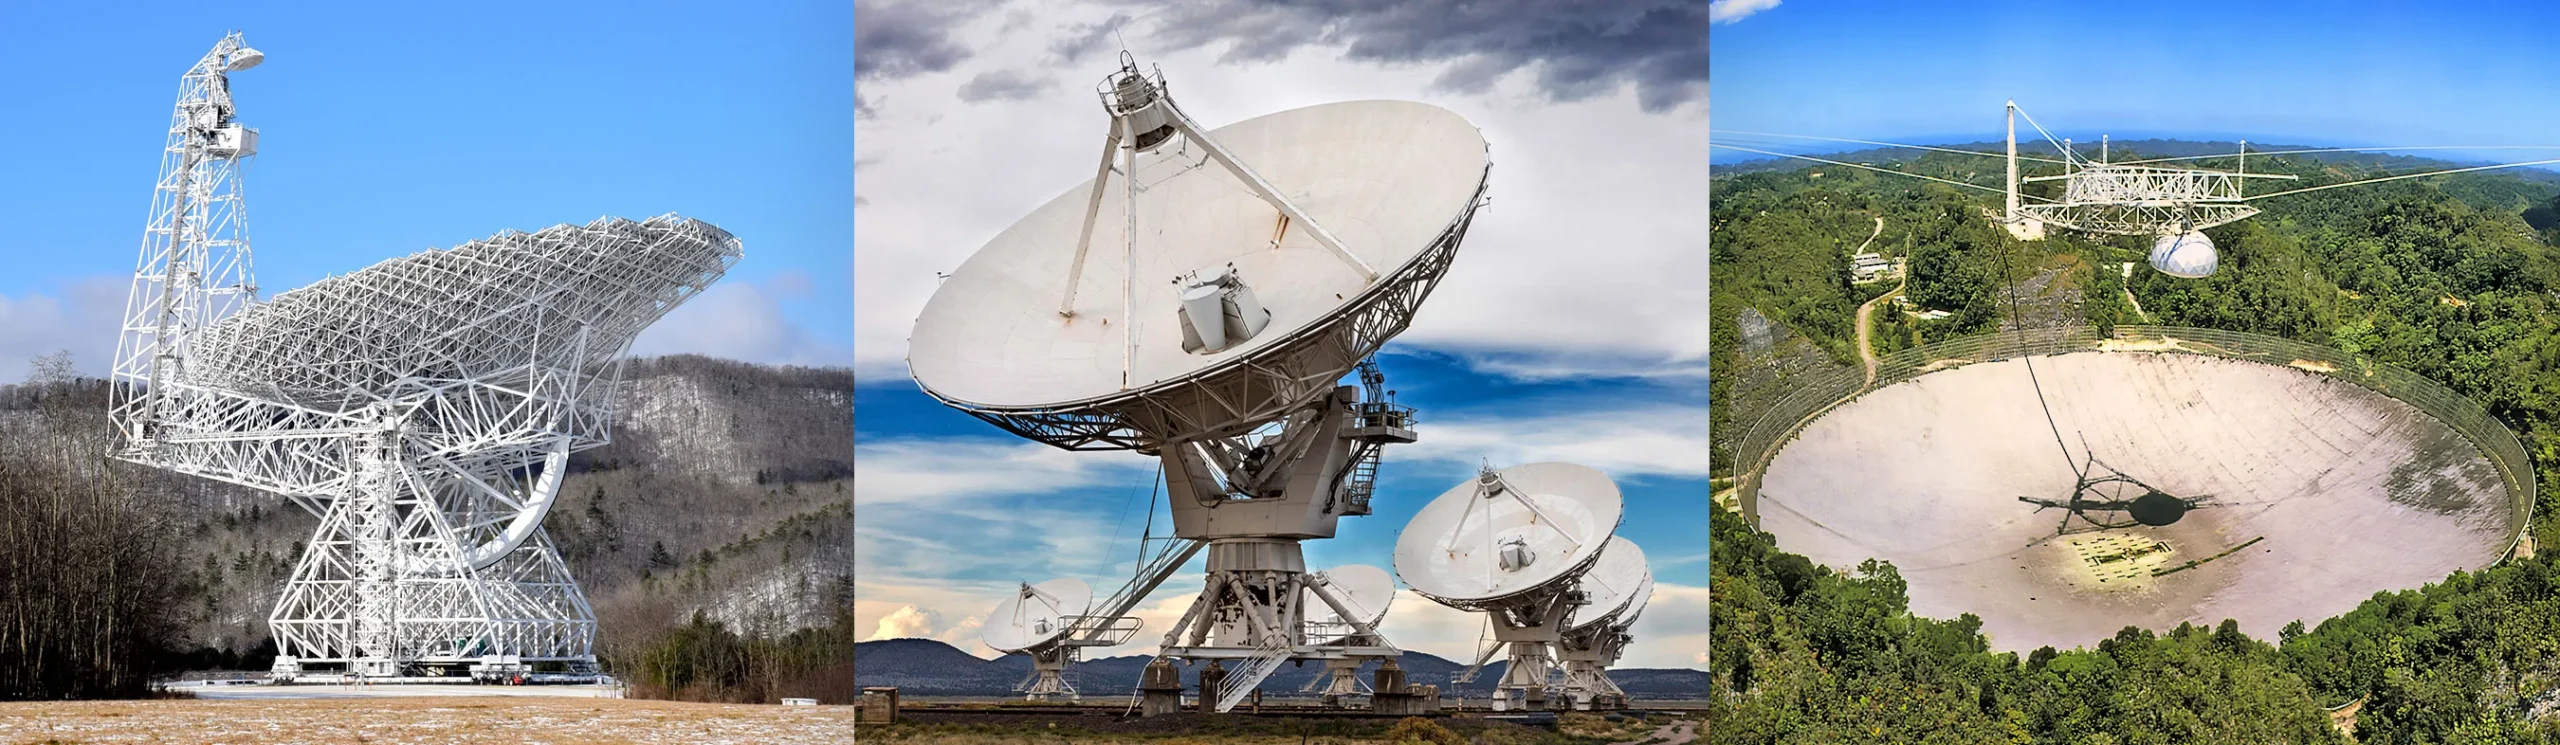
[{"xmin": 1710, "ymin": 144, "xmax": 2560, "ymax": 740}]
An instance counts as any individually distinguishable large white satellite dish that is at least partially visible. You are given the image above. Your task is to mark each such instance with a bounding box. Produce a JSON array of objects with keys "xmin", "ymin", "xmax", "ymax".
[
  {"xmin": 909, "ymin": 62, "xmax": 1488, "ymax": 449},
  {"xmin": 1566, "ymin": 537, "xmax": 1649, "ymax": 632},
  {"xmin": 984, "ymin": 578, "xmax": 1093, "ymax": 653},
  {"xmin": 905, "ymin": 54, "xmax": 1490, "ymax": 714},
  {"xmin": 107, "ymin": 33, "xmax": 739, "ymax": 682},
  {"xmin": 1395, "ymin": 462, "xmax": 1624, "ymax": 711},
  {"xmin": 1305, "ymin": 564, "xmax": 1396, "ymax": 642},
  {"xmin": 1396, "ymin": 462, "xmax": 1624, "ymax": 610},
  {"xmin": 1559, "ymin": 539, "xmax": 1652, "ymax": 710},
  {"xmin": 1302, "ymin": 564, "xmax": 1398, "ymax": 701}
]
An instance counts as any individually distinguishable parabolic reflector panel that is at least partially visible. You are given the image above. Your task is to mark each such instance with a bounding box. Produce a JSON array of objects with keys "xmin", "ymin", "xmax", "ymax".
[
  {"xmin": 191, "ymin": 215, "xmax": 740, "ymax": 409},
  {"xmin": 909, "ymin": 100, "xmax": 1487, "ymax": 413},
  {"xmin": 1305, "ymin": 563, "xmax": 1395, "ymax": 643},
  {"xmin": 983, "ymin": 577, "xmax": 1092, "ymax": 653},
  {"xmin": 1394, "ymin": 462, "xmax": 1624, "ymax": 610},
  {"xmin": 1613, "ymin": 572, "xmax": 1655, "ymax": 630},
  {"xmin": 1759, "ymin": 352, "xmax": 2520, "ymax": 652},
  {"xmin": 1568, "ymin": 536, "xmax": 1649, "ymax": 632}
]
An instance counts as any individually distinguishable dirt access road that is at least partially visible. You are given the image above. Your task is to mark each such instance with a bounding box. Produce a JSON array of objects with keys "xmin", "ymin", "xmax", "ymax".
[
  {"xmin": 0, "ymin": 696, "xmax": 856, "ymax": 745},
  {"xmin": 1850, "ymin": 216, "xmax": 1900, "ymax": 387}
]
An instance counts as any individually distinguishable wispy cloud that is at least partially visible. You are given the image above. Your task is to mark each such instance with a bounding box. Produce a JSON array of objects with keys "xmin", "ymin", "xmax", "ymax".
[
  {"xmin": 1395, "ymin": 405, "xmax": 1709, "ymax": 479},
  {"xmin": 0, "ymin": 275, "xmax": 127, "ymax": 379},
  {"xmin": 630, "ymin": 272, "xmax": 851, "ymax": 367},
  {"xmin": 1623, "ymin": 583, "xmax": 1708, "ymax": 669},
  {"xmin": 1710, "ymin": 0, "xmax": 1781, "ymax": 24},
  {"xmin": 851, "ymin": 437, "xmax": 1152, "ymax": 505}
]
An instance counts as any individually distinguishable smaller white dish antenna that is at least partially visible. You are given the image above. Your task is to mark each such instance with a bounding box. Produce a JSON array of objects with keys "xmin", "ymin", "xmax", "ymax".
[
  {"xmin": 1566, "ymin": 537, "xmax": 1650, "ymax": 632},
  {"xmin": 983, "ymin": 577, "xmax": 1092, "ymax": 653},
  {"xmin": 1394, "ymin": 462, "xmax": 1624, "ymax": 610},
  {"xmin": 1615, "ymin": 572, "xmax": 1656, "ymax": 629},
  {"xmin": 1304, "ymin": 564, "xmax": 1395, "ymax": 642},
  {"xmin": 224, "ymin": 46, "xmax": 265, "ymax": 71},
  {"xmin": 2150, "ymin": 230, "xmax": 2217, "ymax": 278}
]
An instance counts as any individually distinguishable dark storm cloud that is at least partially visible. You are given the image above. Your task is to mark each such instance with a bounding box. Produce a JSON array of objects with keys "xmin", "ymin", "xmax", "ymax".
[
  {"xmin": 1052, "ymin": 13, "xmax": 1136, "ymax": 63},
  {"xmin": 957, "ymin": 69, "xmax": 1051, "ymax": 103},
  {"xmin": 1126, "ymin": 0, "xmax": 1709, "ymax": 112},
  {"xmin": 855, "ymin": 0, "xmax": 978, "ymax": 81}
]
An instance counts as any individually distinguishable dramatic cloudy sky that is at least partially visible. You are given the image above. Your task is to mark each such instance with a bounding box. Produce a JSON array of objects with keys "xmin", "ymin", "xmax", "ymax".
[
  {"xmin": 0, "ymin": 1, "xmax": 853, "ymax": 380},
  {"xmin": 854, "ymin": 0, "xmax": 1710, "ymax": 669}
]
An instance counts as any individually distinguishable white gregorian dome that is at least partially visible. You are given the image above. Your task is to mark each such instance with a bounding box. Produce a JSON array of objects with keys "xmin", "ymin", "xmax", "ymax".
[{"xmin": 2150, "ymin": 230, "xmax": 2219, "ymax": 278}]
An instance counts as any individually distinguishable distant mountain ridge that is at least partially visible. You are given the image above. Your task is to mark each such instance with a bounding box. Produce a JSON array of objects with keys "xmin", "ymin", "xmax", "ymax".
[
  {"xmin": 852, "ymin": 638, "xmax": 1712, "ymax": 700},
  {"xmin": 1715, "ymin": 137, "xmax": 2560, "ymax": 185}
]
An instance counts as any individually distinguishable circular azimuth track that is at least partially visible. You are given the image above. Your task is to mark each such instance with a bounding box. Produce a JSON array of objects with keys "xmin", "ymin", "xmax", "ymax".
[{"xmin": 1755, "ymin": 340, "xmax": 2526, "ymax": 652}]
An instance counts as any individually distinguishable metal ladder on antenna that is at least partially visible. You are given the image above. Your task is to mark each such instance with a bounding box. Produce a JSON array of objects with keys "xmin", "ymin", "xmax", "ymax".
[
  {"xmin": 1344, "ymin": 447, "xmax": 1383, "ymax": 516},
  {"xmin": 1216, "ymin": 638, "xmax": 1296, "ymax": 712}
]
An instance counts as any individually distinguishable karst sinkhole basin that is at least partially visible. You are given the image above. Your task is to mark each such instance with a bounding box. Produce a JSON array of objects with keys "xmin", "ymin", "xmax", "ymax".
[{"xmin": 1756, "ymin": 350, "xmax": 2522, "ymax": 652}]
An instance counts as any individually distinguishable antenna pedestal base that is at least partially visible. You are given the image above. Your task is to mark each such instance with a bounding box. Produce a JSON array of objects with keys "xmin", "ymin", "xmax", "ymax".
[
  {"xmin": 1556, "ymin": 627, "xmax": 1630, "ymax": 710},
  {"xmin": 1017, "ymin": 646, "xmax": 1080, "ymax": 701},
  {"xmin": 269, "ymin": 428, "xmax": 596, "ymax": 675}
]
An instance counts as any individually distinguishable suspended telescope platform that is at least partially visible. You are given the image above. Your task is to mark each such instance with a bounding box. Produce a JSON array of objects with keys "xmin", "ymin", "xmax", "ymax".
[{"xmin": 1737, "ymin": 327, "xmax": 2530, "ymax": 652}]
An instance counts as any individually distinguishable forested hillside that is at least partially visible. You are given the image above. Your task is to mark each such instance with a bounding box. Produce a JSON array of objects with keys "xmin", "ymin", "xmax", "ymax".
[
  {"xmin": 0, "ymin": 353, "xmax": 854, "ymax": 702},
  {"xmin": 1711, "ymin": 143, "xmax": 2560, "ymax": 740}
]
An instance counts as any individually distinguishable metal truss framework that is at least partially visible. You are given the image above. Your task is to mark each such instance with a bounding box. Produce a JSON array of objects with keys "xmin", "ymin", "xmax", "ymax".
[
  {"xmin": 109, "ymin": 38, "xmax": 741, "ymax": 678},
  {"xmin": 2019, "ymin": 164, "xmax": 2270, "ymax": 235},
  {"xmin": 2001, "ymin": 101, "xmax": 2295, "ymax": 237}
]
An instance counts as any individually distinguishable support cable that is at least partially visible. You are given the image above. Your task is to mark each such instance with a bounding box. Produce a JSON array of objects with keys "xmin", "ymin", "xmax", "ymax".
[
  {"xmin": 1988, "ymin": 222, "xmax": 2078, "ymax": 476},
  {"xmin": 2243, "ymin": 158, "xmax": 2560, "ymax": 201},
  {"xmin": 2115, "ymin": 144, "xmax": 2560, "ymax": 167},
  {"xmin": 1710, "ymin": 144, "xmax": 2063, "ymax": 203},
  {"xmin": 1716, "ymin": 130, "xmax": 2073, "ymax": 165}
]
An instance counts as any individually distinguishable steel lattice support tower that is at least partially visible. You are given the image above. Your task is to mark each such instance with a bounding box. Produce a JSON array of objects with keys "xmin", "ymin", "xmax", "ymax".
[{"xmin": 111, "ymin": 34, "xmax": 738, "ymax": 681}]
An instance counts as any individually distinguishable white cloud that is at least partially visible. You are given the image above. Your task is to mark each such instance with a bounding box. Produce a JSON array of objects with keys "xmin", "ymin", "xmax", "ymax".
[
  {"xmin": 868, "ymin": 604, "xmax": 946, "ymax": 640},
  {"xmin": 1376, "ymin": 589, "xmax": 1495, "ymax": 664},
  {"xmin": 853, "ymin": 2, "xmax": 1706, "ymax": 382},
  {"xmin": 630, "ymin": 271, "xmax": 851, "ymax": 367},
  {"xmin": 1621, "ymin": 582, "xmax": 1709, "ymax": 669},
  {"xmin": 1710, "ymin": 0, "xmax": 1782, "ymax": 24},
  {"xmin": 851, "ymin": 437, "xmax": 1153, "ymax": 505},
  {"xmin": 0, "ymin": 276, "xmax": 127, "ymax": 380},
  {"xmin": 1395, "ymin": 405, "xmax": 1709, "ymax": 479}
]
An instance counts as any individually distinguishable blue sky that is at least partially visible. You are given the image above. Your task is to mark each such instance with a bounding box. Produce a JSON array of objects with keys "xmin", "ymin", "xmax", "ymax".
[
  {"xmin": 0, "ymin": 1, "xmax": 852, "ymax": 374},
  {"xmin": 1712, "ymin": 1, "xmax": 2560, "ymax": 160},
  {"xmin": 852, "ymin": 2, "xmax": 1710, "ymax": 668}
]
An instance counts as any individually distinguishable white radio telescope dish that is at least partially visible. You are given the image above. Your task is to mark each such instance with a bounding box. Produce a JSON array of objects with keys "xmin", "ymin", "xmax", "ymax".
[
  {"xmin": 1616, "ymin": 572, "xmax": 1656, "ymax": 628},
  {"xmin": 1558, "ymin": 542, "xmax": 1651, "ymax": 712},
  {"xmin": 1395, "ymin": 462, "xmax": 1625, "ymax": 610},
  {"xmin": 904, "ymin": 57, "xmax": 1485, "ymax": 713},
  {"xmin": 909, "ymin": 98, "xmax": 1489, "ymax": 447},
  {"xmin": 1305, "ymin": 564, "xmax": 1396, "ymax": 642},
  {"xmin": 984, "ymin": 578, "xmax": 1093, "ymax": 653},
  {"xmin": 107, "ymin": 32, "xmax": 742, "ymax": 680},
  {"xmin": 1566, "ymin": 537, "xmax": 1650, "ymax": 632}
]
